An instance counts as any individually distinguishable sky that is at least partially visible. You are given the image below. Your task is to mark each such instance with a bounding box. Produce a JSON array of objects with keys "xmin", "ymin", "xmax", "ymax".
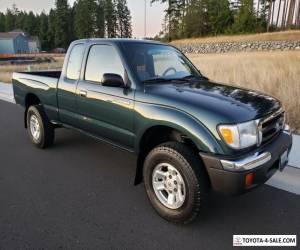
[{"xmin": 0, "ymin": 0, "xmax": 167, "ymax": 37}]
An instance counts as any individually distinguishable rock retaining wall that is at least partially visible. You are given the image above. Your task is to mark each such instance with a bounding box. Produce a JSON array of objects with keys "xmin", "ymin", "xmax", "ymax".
[{"xmin": 173, "ymin": 40, "xmax": 300, "ymax": 54}]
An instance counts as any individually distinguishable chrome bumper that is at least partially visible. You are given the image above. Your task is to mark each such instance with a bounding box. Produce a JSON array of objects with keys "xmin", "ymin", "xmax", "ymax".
[
  {"xmin": 221, "ymin": 152, "xmax": 272, "ymax": 171},
  {"xmin": 220, "ymin": 125, "xmax": 291, "ymax": 172}
]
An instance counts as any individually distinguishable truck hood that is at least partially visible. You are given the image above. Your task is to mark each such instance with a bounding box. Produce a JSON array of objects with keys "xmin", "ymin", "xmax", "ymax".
[{"xmin": 141, "ymin": 80, "xmax": 281, "ymax": 125}]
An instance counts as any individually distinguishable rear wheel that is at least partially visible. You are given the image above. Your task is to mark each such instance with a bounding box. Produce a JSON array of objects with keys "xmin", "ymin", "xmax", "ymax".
[
  {"xmin": 143, "ymin": 142, "xmax": 209, "ymax": 224},
  {"xmin": 26, "ymin": 105, "xmax": 54, "ymax": 148}
]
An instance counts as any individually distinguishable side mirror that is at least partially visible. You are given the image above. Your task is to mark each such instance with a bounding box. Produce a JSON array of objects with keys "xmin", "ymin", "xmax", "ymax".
[{"xmin": 102, "ymin": 73, "xmax": 124, "ymax": 87}]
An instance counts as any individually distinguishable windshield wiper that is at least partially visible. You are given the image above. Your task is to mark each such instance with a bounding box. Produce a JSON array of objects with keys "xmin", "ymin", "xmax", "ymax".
[
  {"xmin": 176, "ymin": 74, "xmax": 209, "ymax": 81},
  {"xmin": 143, "ymin": 75, "xmax": 208, "ymax": 84},
  {"xmin": 143, "ymin": 78, "xmax": 174, "ymax": 84}
]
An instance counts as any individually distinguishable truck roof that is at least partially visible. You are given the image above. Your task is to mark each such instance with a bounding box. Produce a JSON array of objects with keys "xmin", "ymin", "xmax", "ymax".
[{"xmin": 73, "ymin": 38, "xmax": 165, "ymax": 45}]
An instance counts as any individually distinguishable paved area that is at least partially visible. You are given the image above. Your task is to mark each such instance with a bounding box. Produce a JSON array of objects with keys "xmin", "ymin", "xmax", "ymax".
[
  {"xmin": 0, "ymin": 100, "xmax": 299, "ymax": 249},
  {"xmin": 289, "ymin": 135, "xmax": 300, "ymax": 168},
  {"xmin": 267, "ymin": 166, "xmax": 300, "ymax": 195},
  {"xmin": 0, "ymin": 82, "xmax": 14, "ymax": 103}
]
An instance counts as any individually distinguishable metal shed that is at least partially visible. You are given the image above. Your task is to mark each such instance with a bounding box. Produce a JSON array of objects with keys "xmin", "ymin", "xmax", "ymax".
[{"xmin": 0, "ymin": 32, "xmax": 29, "ymax": 54}]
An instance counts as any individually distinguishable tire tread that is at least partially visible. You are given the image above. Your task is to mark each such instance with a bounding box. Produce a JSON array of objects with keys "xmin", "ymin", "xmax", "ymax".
[
  {"xmin": 144, "ymin": 141, "xmax": 209, "ymax": 224},
  {"xmin": 27, "ymin": 105, "xmax": 54, "ymax": 148}
]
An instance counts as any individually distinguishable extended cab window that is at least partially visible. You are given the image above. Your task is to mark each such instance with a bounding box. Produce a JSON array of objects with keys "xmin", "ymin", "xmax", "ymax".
[
  {"xmin": 85, "ymin": 45, "xmax": 124, "ymax": 83},
  {"xmin": 66, "ymin": 44, "xmax": 85, "ymax": 80}
]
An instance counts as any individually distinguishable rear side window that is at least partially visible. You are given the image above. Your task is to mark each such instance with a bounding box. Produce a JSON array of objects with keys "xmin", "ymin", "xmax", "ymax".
[
  {"xmin": 85, "ymin": 45, "xmax": 124, "ymax": 83},
  {"xmin": 66, "ymin": 44, "xmax": 85, "ymax": 80}
]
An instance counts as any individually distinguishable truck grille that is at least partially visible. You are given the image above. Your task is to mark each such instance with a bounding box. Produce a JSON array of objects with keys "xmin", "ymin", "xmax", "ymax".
[{"xmin": 260, "ymin": 109, "xmax": 285, "ymax": 144}]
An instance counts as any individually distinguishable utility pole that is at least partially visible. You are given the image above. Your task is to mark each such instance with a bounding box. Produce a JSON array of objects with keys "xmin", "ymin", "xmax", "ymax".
[{"xmin": 144, "ymin": 0, "xmax": 147, "ymax": 38}]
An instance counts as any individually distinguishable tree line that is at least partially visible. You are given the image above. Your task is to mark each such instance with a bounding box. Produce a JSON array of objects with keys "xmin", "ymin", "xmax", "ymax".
[
  {"xmin": 153, "ymin": 0, "xmax": 293, "ymax": 41},
  {"xmin": 0, "ymin": 0, "xmax": 132, "ymax": 51}
]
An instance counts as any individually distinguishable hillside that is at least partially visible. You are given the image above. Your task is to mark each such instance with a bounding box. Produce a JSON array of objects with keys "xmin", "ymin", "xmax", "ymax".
[{"xmin": 171, "ymin": 30, "xmax": 300, "ymax": 45}]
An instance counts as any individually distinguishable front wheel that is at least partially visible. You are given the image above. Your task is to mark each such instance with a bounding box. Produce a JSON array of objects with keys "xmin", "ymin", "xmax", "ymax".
[
  {"xmin": 143, "ymin": 142, "xmax": 209, "ymax": 224},
  {"xmin": 26, "ymin": 105, "xmax": 54, "ymax": 148}
]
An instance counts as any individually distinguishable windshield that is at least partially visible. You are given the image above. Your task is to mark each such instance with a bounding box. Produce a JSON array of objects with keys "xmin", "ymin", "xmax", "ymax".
[{"xmin": 122, "ymin": 43, "xmax": 202, "ymax": 83}]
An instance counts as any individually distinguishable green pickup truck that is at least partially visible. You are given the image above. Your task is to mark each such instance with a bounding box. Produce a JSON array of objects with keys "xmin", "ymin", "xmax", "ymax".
[{"xmin": 13, "ymin": 39, "xmax": 292, "ymax": 224}]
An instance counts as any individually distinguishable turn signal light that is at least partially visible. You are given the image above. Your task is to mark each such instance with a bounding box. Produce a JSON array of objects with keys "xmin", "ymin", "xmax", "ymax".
[
  {"xmin": 220, "ymin": 128, "xmax": 233, "ymax": 144},
  {"xmin": 245, "ymin": 173, "xmax": 254, "ymax": 187}
]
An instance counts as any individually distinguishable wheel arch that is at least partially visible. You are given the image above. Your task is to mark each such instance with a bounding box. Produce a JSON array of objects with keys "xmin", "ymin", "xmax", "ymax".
[{"xmin": 134, "ymin": 122, "xmax": 217, "ymax": 186}]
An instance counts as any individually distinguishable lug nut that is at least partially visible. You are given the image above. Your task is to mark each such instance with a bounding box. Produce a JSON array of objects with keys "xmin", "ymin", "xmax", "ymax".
[
  {"xmin": 174, "ymin": 188, "xmax": 177, "ymax": 192},
  {"xmin": 169, "ymin": 175, "xmax": 172, "ymax": 179},
  {"xmin": 174, "ymin": 180, "xmax": 177, "ymax": 185}
]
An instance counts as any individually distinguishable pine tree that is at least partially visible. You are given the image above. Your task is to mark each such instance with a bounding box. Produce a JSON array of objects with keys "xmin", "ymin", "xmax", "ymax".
[
  {"xmin": 39, "ymin": 12, "xmax": 49, "ymax": 50},
  {"xmin": 96, "ymin": 0, "xmax": 105, "ymax": 37},
  {"xmin": 207, "ymin": 0, "xmax": 233, "ymax": 35},
  {"xmin": 122, "ymin": 0, "xmax": 132, "ymax": 37},
  {"xmin": 183, "ymin": 0, "xmax": 209, "ymax": 38},
  {"xmin": 0, "ymin": 0, "xmax": 133, "ymax": 47},
  {"xmin": 257, "ymin": 0, "xmax": 270, "ymax": 31},
  {"xmin": 34, "ymin": 14, "xmax": 41, "ymax": 36},
  {"xmin": 231, "ymin": 0, "xmax": 257, "ymax": 33},
  {"xmin": 9, "ymin": 4, "xmax": 20, "ymax": 30},
  {"xmin": 5, "ymin": 8, "xmax": 16, "ymax": 31},
  {"xmin": 74, "ymin": 0, "xmax": 97, "ymax": 39},
  {"xmin": 0, "ymin": 13, "xmax": 6, "ymax": 32},
  {"xmin": 168, "ymin": 0, "xmax": 183, "ymax": 40},
  {"xmin": 116, "ymin": 0, "xmax": 132, "ymax": 38},
  {"xmin": 24, "ymin": 11, "xmax": 37, "ymax": 35},
  {"xmin": 69, "ymin": 4, "xmax": 76, "ymax": 41},
  {"xmin": 232, "ymin": 0, "xmax": 256, "ymax": 33},
  {"xmin": 152, "ymin": 0, "xmax": 186, "ymax": 40},
  {"xmin": 105, "ymin": 0, "xmax": 117, "ymax": 37},
  {"xmin": 15, "ymin": 11, "xmax": 26, "ymax": 31},
  {"xmin": 54, "ymin": 0, "xmax": 71, "ymax": 48},
  {"xmin": 47, "ymin": 9, "xmax": 56, "ymax": 50}
]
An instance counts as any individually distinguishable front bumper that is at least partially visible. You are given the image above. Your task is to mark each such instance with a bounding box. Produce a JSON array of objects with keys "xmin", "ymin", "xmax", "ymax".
[{"xmin": 200, "ymin": 129, "xmax": 293, "ymax": 195}]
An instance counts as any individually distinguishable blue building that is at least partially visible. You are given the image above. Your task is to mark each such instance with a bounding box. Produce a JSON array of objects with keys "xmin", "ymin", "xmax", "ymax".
[{"xmin": 0, "ymin": 31, "xmax": 30, "ymax": 54}]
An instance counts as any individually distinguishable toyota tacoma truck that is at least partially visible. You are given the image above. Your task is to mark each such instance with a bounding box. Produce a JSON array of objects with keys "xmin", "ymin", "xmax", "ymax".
[{"xmin": 12, "ymin": 39, "xmax": 292, "ymax": 224}]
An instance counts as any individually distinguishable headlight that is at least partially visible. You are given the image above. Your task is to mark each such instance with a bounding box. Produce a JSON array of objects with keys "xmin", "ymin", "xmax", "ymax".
[{"xmin": 218, "ymin": 120, "xmax": 259, "ymax": 149}]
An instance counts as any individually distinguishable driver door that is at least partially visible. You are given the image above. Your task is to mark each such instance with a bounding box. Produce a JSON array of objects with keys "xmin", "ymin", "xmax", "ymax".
[{"xmin": 76, "ymin": 44, "xmax": 135, "ymax": 150}]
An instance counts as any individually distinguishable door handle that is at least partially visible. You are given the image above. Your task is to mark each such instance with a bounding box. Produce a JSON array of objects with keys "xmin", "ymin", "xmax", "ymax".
[{"xmin": 79, "ymin": 90, "xmax": 87, "ymax": 97}]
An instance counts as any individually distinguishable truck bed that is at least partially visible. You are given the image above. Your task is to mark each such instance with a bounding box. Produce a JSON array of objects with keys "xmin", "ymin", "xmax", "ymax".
[
  {"xmin": 16, "ymin": 70, "xmax": 61, "ymax": 78},
  {"xmin": 12, "ymin": 70, "xmax": 62, "ymax": 121}
]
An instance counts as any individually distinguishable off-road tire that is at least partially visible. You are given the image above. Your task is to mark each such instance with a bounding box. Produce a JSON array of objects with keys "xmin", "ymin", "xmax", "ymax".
[
  {"xmin": 143, "ymin": 141, "xmax": 209, "ymax": 224},
  {"xmin": 26, "ymin": 105, "xmax": 54, "ymax": 148}
]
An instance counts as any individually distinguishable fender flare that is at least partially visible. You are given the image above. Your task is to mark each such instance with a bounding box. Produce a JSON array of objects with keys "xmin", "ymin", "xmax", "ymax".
[{"xmin": 134, "ymin": 103, "xmax": 223, "ymax": 154}]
